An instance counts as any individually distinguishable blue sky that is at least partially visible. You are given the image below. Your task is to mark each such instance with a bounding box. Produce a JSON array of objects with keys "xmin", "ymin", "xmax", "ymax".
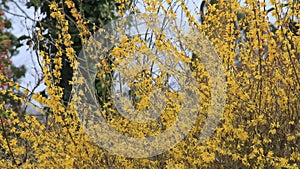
[{"xmin": 7, "ymin": 1, "xmax": 45, "ymax": 93}]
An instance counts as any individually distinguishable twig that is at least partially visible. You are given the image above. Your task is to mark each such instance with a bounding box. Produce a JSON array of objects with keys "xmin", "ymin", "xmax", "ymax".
[{"xmin": 0, "ymin": 117, "xmax": 18, "ymax": 166}]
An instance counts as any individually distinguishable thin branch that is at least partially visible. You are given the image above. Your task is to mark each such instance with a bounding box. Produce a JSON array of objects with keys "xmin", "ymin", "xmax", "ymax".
[
  {"xmin": 11, "ymin": 0, "xmax": 35, "ymax": 21},
  {"xmin": 0, "ymin": 117, "xmax": 18, "ymax": 166},
  {"xmin": 1, "ymin": 8, "xmax": 35, "ymax": 22}
]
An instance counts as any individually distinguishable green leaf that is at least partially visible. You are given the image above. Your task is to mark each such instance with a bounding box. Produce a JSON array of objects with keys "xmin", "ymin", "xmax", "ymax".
[
  {"xmin": 30, "ymin": 0, "xmax": 41, "ymax": 8},
  {"xmin": 0, "ymin": 109, "xmax": 8, "ymax": 117}
]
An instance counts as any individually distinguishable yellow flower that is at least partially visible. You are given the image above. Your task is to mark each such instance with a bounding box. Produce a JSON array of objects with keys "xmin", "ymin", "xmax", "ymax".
[
  {"xmin": 269, "ymin": 129, "xmax": 276, "ymax": 135},
  {"xmin": 49, "ymin": 2, "xmax": 58, "ymax": 11}
]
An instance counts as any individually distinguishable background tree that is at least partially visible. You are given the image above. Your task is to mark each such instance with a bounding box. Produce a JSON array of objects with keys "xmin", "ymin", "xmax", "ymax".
[
  {"xmin": 26, "ymin": 0, "xmax": 132, "ymax": 105},
  {"xmin": 0, "ymin": 4, "xmax": 27, "ymax": 121}
]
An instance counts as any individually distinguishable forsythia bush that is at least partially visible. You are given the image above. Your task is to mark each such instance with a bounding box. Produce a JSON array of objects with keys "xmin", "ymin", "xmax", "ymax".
[{"xmin": 0, "ymin": 0, "xmax": 300, "ymax": 168}]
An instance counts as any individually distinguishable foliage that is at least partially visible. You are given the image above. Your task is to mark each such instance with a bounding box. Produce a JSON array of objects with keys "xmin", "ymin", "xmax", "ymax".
[
  {"xmin": 0, "ymin": 4, "xmax": 26, "ymax": 83},
  {"xmin": 0, "ymin": 0, "xmax": 300, "ymax": 168},
  {"xmin": 0, "ymin": 7, "xmax": 26, "ymax": 113}
]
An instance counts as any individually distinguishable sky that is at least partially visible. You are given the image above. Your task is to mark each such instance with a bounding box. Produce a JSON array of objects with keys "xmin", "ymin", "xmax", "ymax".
[{"xmin": 6, "ymin": 1, "xmax": 45, "ymax": 93}]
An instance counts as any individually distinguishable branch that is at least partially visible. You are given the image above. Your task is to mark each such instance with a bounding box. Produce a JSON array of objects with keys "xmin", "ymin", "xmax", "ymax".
[
  {"xmin": 1, "ymin": 8, "xmax": 35, "ymax": 22},
  {"xmin": 11, "ymin": 0, "xmax": 36, "ymax": 21},
  {"xmin": 0, "ymin": 117, "xmax": 18, "ymax": 166}
]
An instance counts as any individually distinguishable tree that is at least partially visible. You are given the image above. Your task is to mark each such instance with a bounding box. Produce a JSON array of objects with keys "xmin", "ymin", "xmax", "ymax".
[
  {"xmin": 0, "ymin": 5, "xmax": 26, "ymax": 123},
  {"xmin": 26, "ymin": 0, "xmax": 131, "ymax": 105}
]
